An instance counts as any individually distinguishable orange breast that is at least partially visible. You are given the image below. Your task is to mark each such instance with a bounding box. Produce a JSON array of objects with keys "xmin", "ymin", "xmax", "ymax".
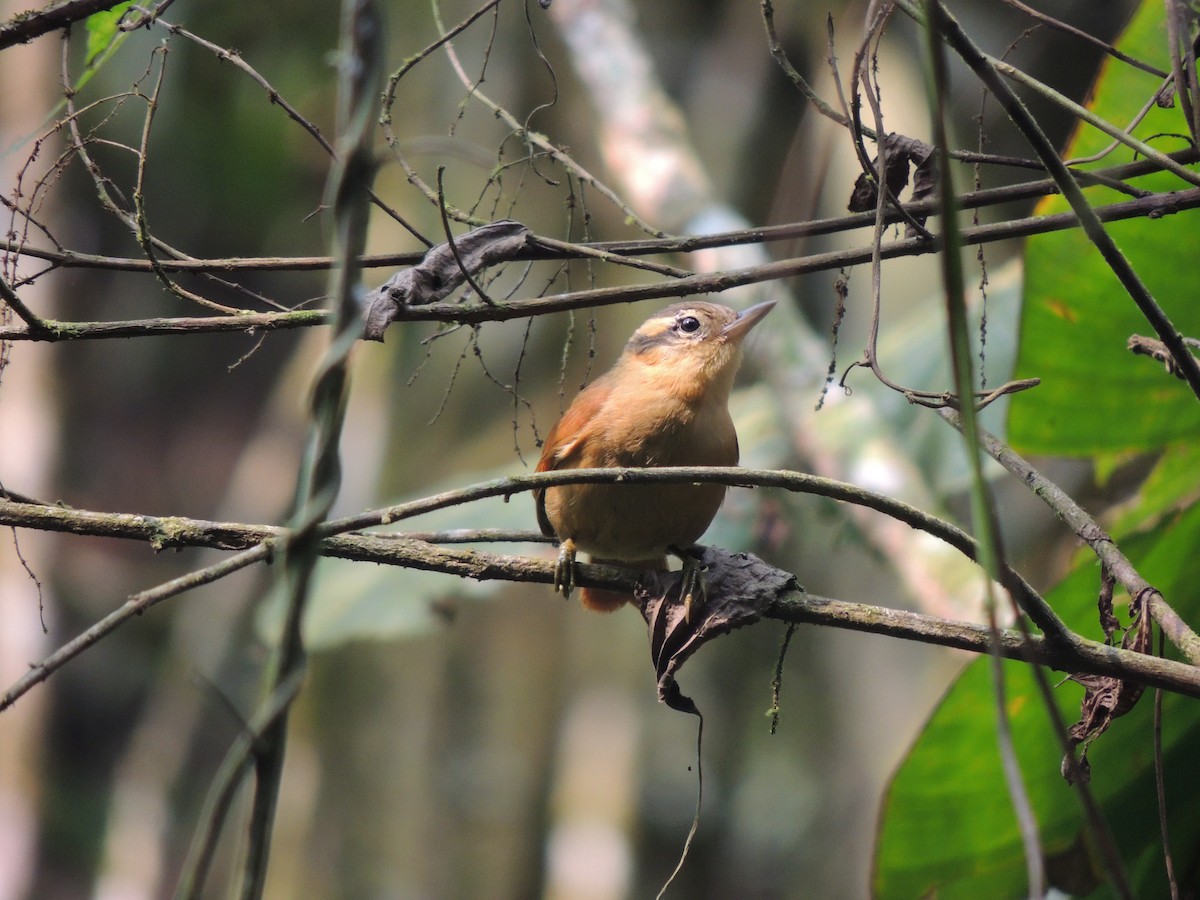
[{"xmin": 535, "ymin": 371, "xmax": 738, "ymax": 562}]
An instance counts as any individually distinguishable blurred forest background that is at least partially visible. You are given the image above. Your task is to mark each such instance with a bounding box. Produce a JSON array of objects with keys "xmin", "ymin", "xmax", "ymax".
[{"xmin": 4, "ymin": 0, "xmax": 1199, "ymax": 897}]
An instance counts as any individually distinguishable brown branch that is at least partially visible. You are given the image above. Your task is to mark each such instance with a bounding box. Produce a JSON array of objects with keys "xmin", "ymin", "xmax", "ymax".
[
  {"xmin": 0, "ymin": 0, "xmax": 125, "ymax": 50},
  {"xmin": 4, "ymin": 505, "xmax": 1200, "ymax": 710},
  {"xmin": 3, "ymin": 452, "xmax": 1198, "ymax": 708},
  {"xmin": 5, "ymin": 185, "xmax": 1200, "ymax": 342},
  {"xmin": 0, "ymin": 463, "xmax": 1073, "ymax": 647},
  {"xmin": 941, "ymin": 410, "xmax": 1200, "ymax": 666},
  {"xmin": 1, "ymin": 145, "xmax": 1195, "ymax": 275},
  {"xmin": 0, "ymin": 309, "xmax": 330, "ymax": 341},
  {"xmin": 0, "ymin": 243, "xmax": 427, "ymax": 272}
]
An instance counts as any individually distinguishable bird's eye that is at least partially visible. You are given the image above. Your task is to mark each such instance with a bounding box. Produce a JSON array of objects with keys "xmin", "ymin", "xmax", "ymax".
[{"xmin": 677, "ymin": 315, "xmax": 701, "ymax": 334}]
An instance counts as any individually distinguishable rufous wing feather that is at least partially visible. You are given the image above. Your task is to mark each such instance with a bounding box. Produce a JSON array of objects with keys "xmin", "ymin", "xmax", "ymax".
[{"xmin": 533, "ymin": 380, "xmax": 612, "ymax": 538}]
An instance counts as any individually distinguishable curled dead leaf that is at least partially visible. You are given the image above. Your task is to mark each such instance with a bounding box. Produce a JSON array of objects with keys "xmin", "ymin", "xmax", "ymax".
[
  {"xmin": 846, "ymin": 133, "xmax": 937, "ymax": 239},
  {"xmin": 362, "ymin": 220, "xmax": 532, "ymax": 341},
  {"xmin": 634, "ymin": 547, "xmax": 800, "ymax": 715},
  {"xmin": 1061, "ymin": 594, "xmax": 1153, "ymax": 784}
]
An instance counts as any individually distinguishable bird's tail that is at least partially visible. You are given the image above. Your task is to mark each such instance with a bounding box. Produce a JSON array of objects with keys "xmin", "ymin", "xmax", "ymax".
[{"xmin": 579, "ymin": 557, "xmax": 667, "ymax": 613}]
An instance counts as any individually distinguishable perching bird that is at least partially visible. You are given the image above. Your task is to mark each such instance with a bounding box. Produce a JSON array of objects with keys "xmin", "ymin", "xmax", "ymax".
[{"xmin": 534, "ymin": 299, "xmax": 776, "ymax": 612}]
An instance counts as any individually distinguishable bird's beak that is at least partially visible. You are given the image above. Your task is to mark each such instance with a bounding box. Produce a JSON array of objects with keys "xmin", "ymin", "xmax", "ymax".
[{"xmin": 721, "ymin": 299, "xmax": 777, "ymax": 343}]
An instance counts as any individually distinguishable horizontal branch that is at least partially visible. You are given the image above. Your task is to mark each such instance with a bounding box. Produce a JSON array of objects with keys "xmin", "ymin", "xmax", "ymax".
[
  {"xmin": 0, "ymin": 0, "xmax": 126, "ymax": 50},
  {"xmin": 0, "ymin": 463, "xmax": 1070, "ymax": 645},
  {"xmin": 4, "ymin": 183, "xmax": 1198, "ymax": 341},
  {"xmin": 0, "ymin": 309, "xmax": 332, "ymax": 341},
  {"xmin": 387, "ymin": 185, "xmax": 1200, "ymax": 326},
  {"xmin": 0, "ymin": 244, "xmax": 429, "ymax": 273},
  {"xmin": 5, "ymin": 147, "xmax": 1193, "ymax": 275},
  {"xmin": 5, "ymin": 506, "xmax": 1200, "ymax": 709}
]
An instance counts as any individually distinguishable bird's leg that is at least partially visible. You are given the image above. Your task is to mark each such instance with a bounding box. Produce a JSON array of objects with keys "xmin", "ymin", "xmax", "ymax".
[
  {"xmin": 553, "ymin": 538, "xmax": 578, "ymax": 599},
  {"xmin": 670, "ymin": 545, "xmax": 709, "ymax": 622}
]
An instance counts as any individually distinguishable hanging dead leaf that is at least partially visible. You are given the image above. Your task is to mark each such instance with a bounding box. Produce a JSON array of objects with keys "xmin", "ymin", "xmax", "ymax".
[
  {"xmin": 1061, "ymin": 592, "xmax": 1153, "ymax": 784},
  {"xmin": 635, "ymin": 547, "xmax": 800, "ymax": 716},
  {"xmin": 847, "ymin": 132, "xmax": 937, "ymax": 238},
  {"xmin": 848, "ymin": 145, "xmax": 911, "ymax": 214}
]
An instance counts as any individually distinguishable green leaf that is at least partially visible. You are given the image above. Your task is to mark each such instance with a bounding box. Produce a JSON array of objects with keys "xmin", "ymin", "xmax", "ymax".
[
  {"xmin": 1108, "ymin": 441, "xmax": 1200, "ymax": 536},
  {"xmin": 874, "ymin": 501, "xmax": 1200, "ymax": 899},
  {"xmin": 1009, "ymin": 0, "xmax": 1200, "ymax": 454},
  {"xmin": 84, "ymin": 2, "xmax": 133, "ymax": 68}
]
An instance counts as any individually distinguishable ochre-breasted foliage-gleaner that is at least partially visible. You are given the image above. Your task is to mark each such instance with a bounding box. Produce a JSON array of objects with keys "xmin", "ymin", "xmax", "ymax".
[{"xmin": 534, "ymin": 300, "xmax": 775, "ymax": 612}]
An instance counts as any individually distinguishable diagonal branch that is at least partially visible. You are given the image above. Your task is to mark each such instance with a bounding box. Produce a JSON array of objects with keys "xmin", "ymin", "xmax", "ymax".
[
  {"xmin": 900, "ymin": 0, "xmax": 1200, "ymax": 402},
  {"xmin": 941, "ymin": 410, "xmax": 1200, "ymax": 666}
]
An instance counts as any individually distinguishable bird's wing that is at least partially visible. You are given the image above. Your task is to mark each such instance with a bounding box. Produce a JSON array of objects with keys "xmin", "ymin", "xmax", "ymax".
[{"xmin": 533, "ymin": 379, "xmax": 611, "ymax": 537}]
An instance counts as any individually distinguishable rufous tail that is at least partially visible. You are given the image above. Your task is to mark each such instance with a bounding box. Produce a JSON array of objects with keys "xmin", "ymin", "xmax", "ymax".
[{"xmin": 579, "ymin": 557, "xmax": 667, "ymax": 613}]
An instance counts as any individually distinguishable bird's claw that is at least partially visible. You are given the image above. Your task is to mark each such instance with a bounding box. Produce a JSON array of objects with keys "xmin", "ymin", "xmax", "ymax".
[
  {"xmin": 675, "ymin": 547, "xmax": 708, "ymax": 623},
  {"xmin": 553, "ymin": 538, "xmax": 577, "ymax": 599}
]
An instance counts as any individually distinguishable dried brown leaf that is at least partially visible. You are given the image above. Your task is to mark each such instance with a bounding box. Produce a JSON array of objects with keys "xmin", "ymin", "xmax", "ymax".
[
  {"xmin": 362, "ymin": 219, "xmax": 531, "ymax": 341},
  {"xmin": 635, "ymin": 547, "xmax": 799, "ymax": 715},
  {"xmin": 847, "ymin": 149, "xmax": 910, "ymax": 214},
  {"xmin": 1061, "ymin": 599, "xmax": 1153, "ymax": 784}
]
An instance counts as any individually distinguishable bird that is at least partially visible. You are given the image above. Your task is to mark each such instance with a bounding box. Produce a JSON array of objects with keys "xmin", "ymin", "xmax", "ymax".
[{"xmin": 534, "ymin": 299, "xmax": 776, "ymax": 612}]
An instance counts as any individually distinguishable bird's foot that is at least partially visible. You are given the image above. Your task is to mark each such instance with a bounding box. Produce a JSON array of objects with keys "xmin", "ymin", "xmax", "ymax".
[
  {"xmin": 671, "ymin": 545, "xmax": 709, "ymax": 622},
  {"xmin": 553, "ymin": 538, "xmax": 578, "ymax": 599}
]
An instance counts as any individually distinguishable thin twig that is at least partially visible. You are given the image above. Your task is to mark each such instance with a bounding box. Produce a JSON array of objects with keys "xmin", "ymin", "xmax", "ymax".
[
  {"xmin": 904, "ymin": 0, "xmax": 1200, "ymax": 404},
  {"xmin": 153, "ymin": 16, "xmax": 429, "ymax": 244},
  {"xmin": 436, "ymin": 166, "xmax": 496, "ymax": 304},
  {"xmin": 1000, "ymin": 0, "xmax": 1169, "ymax": 78},
  {"xmin": 1, "ymin": 544, "xmax": 271, "ymax": 712}
]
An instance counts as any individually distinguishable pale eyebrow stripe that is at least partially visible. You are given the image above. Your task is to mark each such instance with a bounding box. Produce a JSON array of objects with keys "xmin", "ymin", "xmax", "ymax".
[{"xmin": 626, "ymin": 318, "xmax": 676, "ymax": 354}]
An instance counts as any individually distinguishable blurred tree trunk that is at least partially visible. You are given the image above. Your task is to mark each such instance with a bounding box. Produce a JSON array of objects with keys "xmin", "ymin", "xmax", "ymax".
[{"xmin": 0, "ymin": 4, "xmax": 58, "ymax": 897}]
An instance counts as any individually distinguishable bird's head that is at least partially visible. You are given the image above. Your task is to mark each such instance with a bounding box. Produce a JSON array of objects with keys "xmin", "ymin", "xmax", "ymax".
[{"xmin": 620, "ymin": 299, "xmax": 776, "ymax": 401}]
